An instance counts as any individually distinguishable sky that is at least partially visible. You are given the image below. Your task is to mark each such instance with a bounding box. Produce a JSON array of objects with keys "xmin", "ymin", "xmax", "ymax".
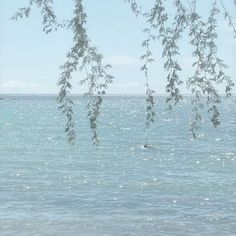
[{"xmin": 0, "ymin": 0, "xmax": 235, "ymax": 94}]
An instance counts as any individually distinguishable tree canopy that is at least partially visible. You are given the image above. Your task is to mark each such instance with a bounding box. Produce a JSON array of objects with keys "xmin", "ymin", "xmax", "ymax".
[{"xmin": 12, "ymin": 0, "xmax": 236, "ymax": 144}]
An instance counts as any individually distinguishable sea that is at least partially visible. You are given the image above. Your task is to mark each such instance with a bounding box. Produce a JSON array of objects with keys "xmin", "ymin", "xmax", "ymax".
[{"xmin": 0, "ymin": 95, "xmax": 235, "ymax": 236}]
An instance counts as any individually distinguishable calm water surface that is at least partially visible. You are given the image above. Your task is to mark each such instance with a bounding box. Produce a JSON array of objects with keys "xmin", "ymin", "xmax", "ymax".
[{"xmin": 0, "ymin": 95, "xmax": 236, "ymax": 235}]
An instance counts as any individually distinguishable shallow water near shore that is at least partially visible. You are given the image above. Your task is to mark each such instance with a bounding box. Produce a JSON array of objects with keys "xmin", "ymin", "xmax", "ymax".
[{"xmin": 0, "ymin": 95, "xmax": 236, "ymax": 235}]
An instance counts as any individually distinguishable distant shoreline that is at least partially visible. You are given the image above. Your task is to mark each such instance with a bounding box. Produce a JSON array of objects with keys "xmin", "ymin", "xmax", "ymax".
[{"xmin": 1, "ymin": 93, "xmax": 235, "ymax": 97}]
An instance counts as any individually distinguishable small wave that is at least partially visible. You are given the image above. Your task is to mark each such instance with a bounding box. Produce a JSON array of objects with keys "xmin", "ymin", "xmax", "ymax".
[
  {"xmin": 215, "ymin": 138, "xmax": 221, "ymax": 141},
  {"xmin": 47, "ymin": 136, "xmax": 54, "ymax": 140},
  {"xmin": 121, "ymin": 127, "xmax": 130, "ymax": 131}
]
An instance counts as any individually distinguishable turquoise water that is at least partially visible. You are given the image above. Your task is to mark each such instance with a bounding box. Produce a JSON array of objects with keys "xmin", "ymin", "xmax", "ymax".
[{"xmin": 0, "ymin": 95, "xmax": 236, "ymax": 236}]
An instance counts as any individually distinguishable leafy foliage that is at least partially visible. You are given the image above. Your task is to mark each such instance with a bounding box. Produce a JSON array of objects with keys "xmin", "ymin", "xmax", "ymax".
[
  {"xmin": 13, "ymin": 0, "xmax": 113, "ymax": 144},
  {"xmin": 12, "ymin": 0, "xmax": 235, "ymax": 143},
  {"xmin": 11, "ymin": 0, "xmax": 58, "ymax": 34},
  {"xmin": 186, "ymin": 1, "xmax": 234, "ymax": 137},
  {"xmin": 124, "ymin": 0, "xmax": 141, "ymax": 17},
  {"xmin": 127, "ymin": 0, "xmax": 235, "ymax": 137}
]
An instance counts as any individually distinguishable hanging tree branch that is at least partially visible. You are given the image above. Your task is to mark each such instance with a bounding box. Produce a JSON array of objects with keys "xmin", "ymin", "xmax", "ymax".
[
  {"xmin": 187, "ymin": 0, "xmax": 234, "ymax": 137},
  {"xmin": 57, "ymin": 0, "xmax": 113, "ymax": 144},
  {"xmin": 13, "ymin": 0, "xmax": 113, "ymax": 144},
  {"xmin": 219, "ymin": 0, "xmax": 236, "ymax": 38},
  {"xmin": 12, "ymin": 0, "xmax": 235, "ymax": 142},
  {"xmin": 162, "ymin": 0, "xmax": 188, "ymax": 108},
  {"xmin": 79, "ymin": 47, "xmax": 113, "ymax": 145},
  {"xmin": 143, "ymin": 0, "xmax": 168, "ymax": 128},
  {"xmin": 124, "ymin": 0, "xmax": 141, "ymax": 17},
  {"xmin": 140, "ymin": 23, "xmax": 158, "ymax": 127},
  {"xmin": 127, "ymin": 0, "xmax": 235, "ymax": 138},
  {"xmin": 11, "ymin": 0, "xmax": 58, "ymax": 34}
]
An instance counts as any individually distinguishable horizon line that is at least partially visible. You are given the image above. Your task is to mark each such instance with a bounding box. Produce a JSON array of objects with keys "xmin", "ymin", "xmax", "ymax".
[{"xmin": 1, "ymin": 93, "xmax": 236, "ymax": 97}]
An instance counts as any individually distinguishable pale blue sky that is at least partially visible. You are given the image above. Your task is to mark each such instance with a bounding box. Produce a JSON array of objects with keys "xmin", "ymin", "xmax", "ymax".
[{"xmin": 0, "ymin": 0, "xmax": 235, "ymax": 94}]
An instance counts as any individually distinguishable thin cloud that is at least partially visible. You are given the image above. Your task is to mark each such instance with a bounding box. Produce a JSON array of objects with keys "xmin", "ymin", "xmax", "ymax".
[{"xmin": 0, "ymin": 80, "xmax": 50, "ymax": 93}]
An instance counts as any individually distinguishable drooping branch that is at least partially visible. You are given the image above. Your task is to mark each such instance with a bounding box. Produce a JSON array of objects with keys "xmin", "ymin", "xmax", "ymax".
[
  {"xmin": 12, "ymin": 0, "xmax": 235, "ymax": 142},
  {"xmin": 11, "ymin": 0, "xmax": 58, "ymax": 34},
  {"xmin": 57, "ymin": 0, "xmax": 113, "ymax": 144},
  {"xmin": 129, "ymin": 0, "xmax": 234, "ymax": 138},
  {"xmin": 13, "ymin": 0, "xmax": 113, "ymax": 144},
  {"xmin": 162, "ymin": 0, "xmax": 188, "ymax": 108},
  {"xmin": 142, "ymin": 0, "xmax": 187, "ymax": 109},
  {"xmin": 141, "ymin": 25, "xmax": 157, "ymax": 127},
  {"xmin": 38, "ymin": 0, "xmax": 57, "ymax": 34},
  {"xmin": 187, "ymin": 2, "xmax": 211, "ymax": 137},
  {"xmin": 79, "ymin": 47, "xmax": 113, "ymax": 145},
  {"xmin": 124, "ymin": 0, "xmax": 141, "ymax": 17},
  {"xmin": 57, "ymin": 0, "xmax": 89, "ymax": 144},
  {"xmin": 187, "ymin": 0, "xmax": 234, "ymax": 137},
  {"xmin": 219, "ymin": 0, "xmax": 236, "ymax": 38},
  {"xmin": 141, "ymin": 0, "xmax": 170, "ymax": 127}
]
